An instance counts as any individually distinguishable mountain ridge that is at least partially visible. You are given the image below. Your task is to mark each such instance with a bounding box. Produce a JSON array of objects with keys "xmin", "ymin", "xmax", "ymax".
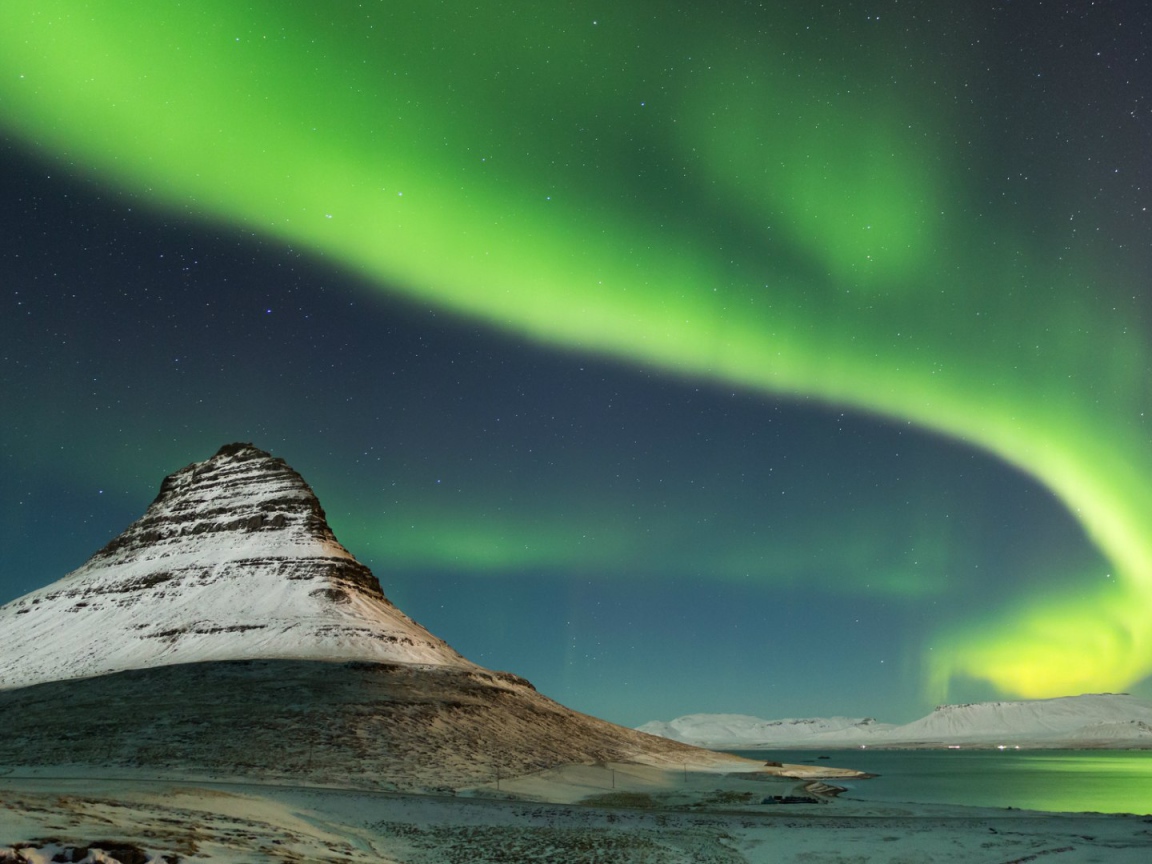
[{"xmin": 639, "ymin": 694, "xmax": 1152, "ymax": 749}]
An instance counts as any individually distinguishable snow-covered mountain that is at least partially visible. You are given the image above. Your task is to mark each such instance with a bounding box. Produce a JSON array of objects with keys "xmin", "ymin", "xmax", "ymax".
[
  {"xmin": 0, "ymin": 443, "xmax": 773, "ymax": 790},
  {"xmin": 891, "ymin": 694, "xmax": 1152, "ymax": 747},
  {"xmin": 640, "ymin": 694, "xmax": 1152, "ymax": 749},
  {"xmin": 0, "ymin": 442, "xmax": 471, "ymax": 689},
  {"xmin": 637, "ymin": 714, "xmax": 897, "ymax": 749}
]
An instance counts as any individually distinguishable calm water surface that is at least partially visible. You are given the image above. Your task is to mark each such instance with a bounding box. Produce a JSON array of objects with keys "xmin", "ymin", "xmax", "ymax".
[{"xmin": 728, "ymin": 749, "xmax": 1152, "ymax": 815}]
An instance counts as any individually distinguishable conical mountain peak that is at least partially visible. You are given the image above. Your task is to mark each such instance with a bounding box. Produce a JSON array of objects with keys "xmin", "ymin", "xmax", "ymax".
[
  {"xmin": 0, "ymin": 443, "xmax": 470, "ymax": 689},
  {"xmin": 88, "ymin": 442, "xmax": 384, "ymax": 601}
]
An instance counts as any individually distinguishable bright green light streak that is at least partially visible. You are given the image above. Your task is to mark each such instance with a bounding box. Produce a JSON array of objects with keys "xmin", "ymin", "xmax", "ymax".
[
  {"xmin": 331, "ymin": 497, "xmax": 957, "ymax": 598},
  {"xmin": 2, "ymin": 2, "xmax": 1150, "ymax": 698},
  {"xmin": 930, "ymin": 590, "xmax": 1152, "ymax": 701}
]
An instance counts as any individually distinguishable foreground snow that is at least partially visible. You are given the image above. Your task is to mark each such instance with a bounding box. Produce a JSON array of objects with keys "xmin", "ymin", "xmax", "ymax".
[
  {"xmin": 639, "ymin": 694, "xmax": 1152, "ymax": 749},
  {"xmin": 2, "ymin": 769, "xmax": 1150, "ymax": 863}
]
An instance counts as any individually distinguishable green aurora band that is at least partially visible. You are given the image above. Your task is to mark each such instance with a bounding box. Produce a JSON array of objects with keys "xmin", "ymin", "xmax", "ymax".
[{"xmin": 2, "ymin": 2, "xmax": 1149, "ymax": 699}]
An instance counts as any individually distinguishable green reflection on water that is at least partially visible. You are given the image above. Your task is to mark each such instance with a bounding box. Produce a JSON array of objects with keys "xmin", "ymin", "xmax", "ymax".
[{"xmin": 730, "ymin": 750, "xmax": 1152, "ymax": 815}]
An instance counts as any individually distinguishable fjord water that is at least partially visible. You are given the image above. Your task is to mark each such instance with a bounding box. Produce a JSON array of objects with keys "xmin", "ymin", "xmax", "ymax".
[{"xmin": 730, "ymin": 750, "xmax": 1152, "ymax": 815}]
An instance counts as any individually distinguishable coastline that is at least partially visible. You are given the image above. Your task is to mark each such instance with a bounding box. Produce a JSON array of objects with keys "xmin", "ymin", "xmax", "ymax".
[
  {"xmin": 724, "ymin": 748, "xmax": 1152, "ymax": 817},
  {"xmin": 3, "ymin": 763, "xmax": 1152, "ymax": 862}
]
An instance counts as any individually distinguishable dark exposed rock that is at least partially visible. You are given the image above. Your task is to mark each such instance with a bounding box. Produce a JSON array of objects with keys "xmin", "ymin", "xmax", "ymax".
[
  {"xmin": 91, "ymin": 443, "xmax": 365, "ymax": 572},
  {"xmin": 87, "ymin": 842, "xmax": 150, "ymax": 864}
]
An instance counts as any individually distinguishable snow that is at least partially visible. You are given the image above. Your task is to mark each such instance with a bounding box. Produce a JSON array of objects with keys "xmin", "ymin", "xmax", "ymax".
[
  {"xmin": 894, "ymin": 694, "xmax": 1152, "ymax": 745},
  {"xmin": 640, "ymin": 694, "xmax": 1152, "ymax": 749},
  {"xmin": 2, "ymin": 772, "xmax": 1150, "ymax": 863},
  {"xmin": 638, "ymin": 714, "xmax": 898, "ymax": 748},
  {"xmin": 0, "ymin": 444, "xmax": 472, "ymax": 691}
]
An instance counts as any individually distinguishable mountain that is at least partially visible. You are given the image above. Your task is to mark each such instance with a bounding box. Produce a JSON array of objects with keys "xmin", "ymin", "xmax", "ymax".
[
  {"xmin": 0, "ymin": 442, "xmax": 468, "ymax": 690},
  {"xmin": 639, "ymin": 694, "xmax": 1152, "ymax": 749},
  {"xmin": 637, "ymin": 715, "xmax": 897, "ymax": 749},
  {"xmin": 0, "ymin": 443, "xmax": 764, "ymax": 791}
]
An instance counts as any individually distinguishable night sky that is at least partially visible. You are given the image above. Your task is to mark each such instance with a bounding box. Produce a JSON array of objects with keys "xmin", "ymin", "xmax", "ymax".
[{"xmin": 2, "ymin": 2, "xmax": 1151, "ymax": 727}]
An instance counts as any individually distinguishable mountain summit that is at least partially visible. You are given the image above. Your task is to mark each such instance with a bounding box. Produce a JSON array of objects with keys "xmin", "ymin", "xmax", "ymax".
[{"xmin": 0, "ymin": 442, "xmax": 468, "ymax": 689}]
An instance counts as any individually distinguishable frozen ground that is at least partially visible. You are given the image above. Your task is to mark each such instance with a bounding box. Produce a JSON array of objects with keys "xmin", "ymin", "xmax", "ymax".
[{"xmin": 2, "ymin": 766, "xmax": 1150, "ymax": 863}]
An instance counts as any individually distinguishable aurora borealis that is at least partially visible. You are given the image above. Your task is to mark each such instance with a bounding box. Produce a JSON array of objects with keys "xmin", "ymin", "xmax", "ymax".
[{"xmin": 1, "ymin": 2, "xmax": 1150, "ymax": 725}]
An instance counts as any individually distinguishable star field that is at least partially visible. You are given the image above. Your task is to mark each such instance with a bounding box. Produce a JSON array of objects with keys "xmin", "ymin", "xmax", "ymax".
[{"xmin": 2, "ymin": 1, "xmax": 1151, "ymax": 726}]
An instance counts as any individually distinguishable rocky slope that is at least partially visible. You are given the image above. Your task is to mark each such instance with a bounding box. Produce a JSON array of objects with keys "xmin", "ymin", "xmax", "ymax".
[
  {"xmin": 0, "ymin": 443, "xmax": 469, "ymax": 689},
  {"xmin": 0, "ymin": 658, "xmax": 740, "ymax": 792}
]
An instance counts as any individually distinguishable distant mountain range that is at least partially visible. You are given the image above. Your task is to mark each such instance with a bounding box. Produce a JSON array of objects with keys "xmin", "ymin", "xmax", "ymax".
[{"xmin": 639, "ymin": 694, "xmax": 1152, "ymax": 749}]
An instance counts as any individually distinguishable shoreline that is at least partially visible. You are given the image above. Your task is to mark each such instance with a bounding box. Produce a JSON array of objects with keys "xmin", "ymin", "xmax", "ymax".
[
  {"xmin": 717, "ymin": 743, "xmax": 1152, "ymax": 751},
  {"xmin": 723, "ymin": 748, "xmax": 1152, "ymax": 818},
  {"xmin": 2, "ymin": 770, "xmax": 1151, "ymax": 862}
]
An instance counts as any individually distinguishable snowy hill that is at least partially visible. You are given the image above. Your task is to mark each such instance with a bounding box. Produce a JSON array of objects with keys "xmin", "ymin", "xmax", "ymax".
[
  {"xmin": 892, "ymin": 694, "xmax": 1152, "ymax": 747},
  {"xmin": 640, "ymin": 694, "xmax": 1152, "ymax": 749},
  {"xmin": 637, "ymin": 714, "xmax": 897, "ymax": 748},
  {"xmin": 0, "ymin": 442, "xmax": 471, "ymax": 689}
]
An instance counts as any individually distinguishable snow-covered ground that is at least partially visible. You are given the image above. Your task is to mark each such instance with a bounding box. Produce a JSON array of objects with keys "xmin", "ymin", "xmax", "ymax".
[
  {"xmin": 639, "ymin": 694, "xmax": 1152, "ymax": 749},
  {"xmin": 2, "ymin": 769, "xmax": 1150, "ymax": 863}
]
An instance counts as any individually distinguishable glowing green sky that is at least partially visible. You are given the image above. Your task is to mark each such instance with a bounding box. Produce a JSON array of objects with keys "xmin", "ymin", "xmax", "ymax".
[{"xmin": 2, "ymin": 1, "xmax": 1151, "ymax": 716}]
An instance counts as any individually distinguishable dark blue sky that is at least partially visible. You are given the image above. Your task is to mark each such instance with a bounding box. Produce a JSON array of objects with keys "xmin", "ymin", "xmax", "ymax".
[{"xmin": 2, "ymin": 2, "xmax": 1151, "ymax": 726}]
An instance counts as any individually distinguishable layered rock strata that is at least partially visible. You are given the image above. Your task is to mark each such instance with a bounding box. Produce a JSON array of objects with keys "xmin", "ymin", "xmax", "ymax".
[{"xmin": 0, "ymin": 443, "xmax": 468, "ymax": 689}]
